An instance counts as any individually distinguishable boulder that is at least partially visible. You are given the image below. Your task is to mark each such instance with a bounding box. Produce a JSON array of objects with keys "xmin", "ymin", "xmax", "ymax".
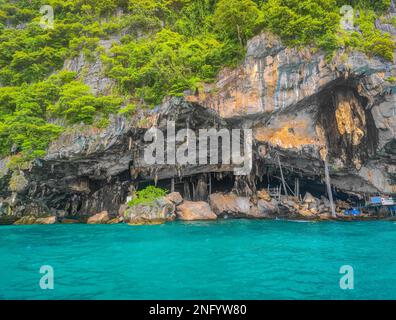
[
  {"xmin": 247, "ymin": 207, "xmax": 266, "ymax": 218},
  {"xmin": 308, "ymin": 202, "xmax": 320, "ymax": 210},
  {"xmin": 118, "ymin": 204, "xmax": 128, "ymax": 216},
  {"xmin": 336, "ymin": 200, "xmax": 350, "ymax": 210},
  {"xmin": 298, "ymin": 209, "xmax": 315, "ymax": 217},
  {"xmin": 209, "ymin": 193, "xmax": 250, "ymax": 217},
  {"xmin": 319, "ymin": 212, "xmax": 333, "ymax": 220},
  {"xmin": 257, "ymin": 189, "xmax": 272, "ymax": 202},
  {"xmin": 257, "ymin": 199, "xmax": 278, "ymax": 216},
  {"xmin": 320, "ymin": 196, "xmax": 331, "ymax": 208},
  {"xmin": 248, "ymin": 199, "xmax": 278, "ymax": 218},
  {"xmin": 87, "ymin": 211, "xmax": 110, "ymax": 224},
  {"xmin": 36, "ymin": 216, "xmax": 57, "ymax": 224},
  {"xmin": 176, "ymin": 201, "xmax": 217, "ymax": 221},
  {"xmin": 165, "ymin": 192, "xmax": 183, "ymax": 205},
  {"xmin": 124, "ymin": 197, "xmax": 176, "ymax": 225},
  {"xmin": 14, "ymin": 216, "xmax": 36, "ymax": 225},
  {"xmin": 107, "ymin": 216, "xmax": 123, "ymax": 224},
  {"xmin": 283, "ymin": 199, "xmax": 297, "ymax": 208},
  {"xmin": 303, "ymin": 192, "xmax": 317, "ymax": 204}
]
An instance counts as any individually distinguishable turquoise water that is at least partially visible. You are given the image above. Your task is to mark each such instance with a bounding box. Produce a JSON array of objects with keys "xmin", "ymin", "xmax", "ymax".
[{"xmin": 0, "ymin": 220, "xmax": 396, "ymax": 300}]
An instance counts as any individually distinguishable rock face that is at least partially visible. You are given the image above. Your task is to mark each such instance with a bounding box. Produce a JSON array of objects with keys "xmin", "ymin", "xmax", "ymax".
[
  {"xmin": 0, "ymin": 32, "xmax": 395, "ymax": 223},
  {"xmin": 63, "ymin": 39, "xmax": 119, "ymax": 96},
  {"xmin": 188, "ymin": 33, "xmax": 392, "ymax": 117},
  {"xmin": 375, "ymin": 1, "xmax": 396, "ymax": 63},
  {"xmin": 176, "ymin": 201, "xmax": 217, "ymax": 221}
]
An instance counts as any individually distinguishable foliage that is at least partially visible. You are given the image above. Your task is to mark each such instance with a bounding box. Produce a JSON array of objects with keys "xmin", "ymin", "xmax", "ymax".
[
  {"xmin": 104, "ymin": 28, "xmax": 227, "ymax": 106},
  {"xmin": 261, "ymin": 0, "xmax": 395, "ymax": 59},
  {"xmin": 352, "ymin": 9, "xmax": 395, "ymax": 61},
  {"xmin": 386, "ymin": 76, "xmax": 396, "ymax": 82},
  {"xmin": 127, "ymin": 185, "xmax": 168, "ymax": 207},
  {"xmin": 0, "ymin": 71, "xmax": 121, "ymax": 160},
  {"xmin": 213, "ymin": 0, "xmax": 262, "ymax": 45},
  {"xmin": 0, "ymin": 72, "xmax": 69, "ymax": 159},
  {"xmin": 47, "ymin": 81, "xmax": 122, "ymax": 124},
  {"xmin": 118, "ymin": 104, "xmax": 137, "ymax": 117}
]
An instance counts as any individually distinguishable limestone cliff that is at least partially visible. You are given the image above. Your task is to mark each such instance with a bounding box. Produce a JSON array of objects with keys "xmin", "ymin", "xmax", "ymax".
[{"xmin": 0, "ymin": 32, "xmax": 395, "ymax": 222}]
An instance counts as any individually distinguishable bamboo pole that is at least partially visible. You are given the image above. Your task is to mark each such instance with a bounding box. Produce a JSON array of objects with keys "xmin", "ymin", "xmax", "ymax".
[
  {"xmin": 295, "ymin": 177, "xmax": 300, "ymax": 201},
  {"xmin": 277, "ymin": 154, "xmax": 288, "ymax": 196},
  {"xmin": 324, "ymin": 160, "xmax": 336, "ymax": 217}
]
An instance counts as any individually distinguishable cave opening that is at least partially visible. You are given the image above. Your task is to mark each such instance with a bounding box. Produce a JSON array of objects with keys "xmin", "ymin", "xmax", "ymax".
[{"xmin": 132, "ymin": 166, "xmax": 359, "ymax": 206}]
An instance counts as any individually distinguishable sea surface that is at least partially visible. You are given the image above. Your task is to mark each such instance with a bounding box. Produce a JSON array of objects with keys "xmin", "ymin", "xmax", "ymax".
[{"xmin": 1, "ymin": 220, "xmax": 395, "ymax": 299}]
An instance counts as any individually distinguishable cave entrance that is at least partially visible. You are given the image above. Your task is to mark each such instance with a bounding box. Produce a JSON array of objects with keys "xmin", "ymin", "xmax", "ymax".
[
  {"xmin": 137, "ymin": 172, "xmax": 235, "ymax": 201},
  {"xmin": 133, "ymin": 166, "xmax": 359, "ymax": 206}
]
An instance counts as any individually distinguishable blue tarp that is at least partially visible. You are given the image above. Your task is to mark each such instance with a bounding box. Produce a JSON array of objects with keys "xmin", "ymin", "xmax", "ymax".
[
  {"xmin": 370, "ymin": 197, "xmax": 382, "ymax": 204},
  {"xmin": 344, "ymin": 208, "xmax": 361, "ymax": 216}
]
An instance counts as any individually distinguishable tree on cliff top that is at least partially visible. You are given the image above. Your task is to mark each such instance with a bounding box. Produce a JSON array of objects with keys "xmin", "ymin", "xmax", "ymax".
[{"xmin": 213, "ymin": 0, "xmax": 262, "ymax": 45}]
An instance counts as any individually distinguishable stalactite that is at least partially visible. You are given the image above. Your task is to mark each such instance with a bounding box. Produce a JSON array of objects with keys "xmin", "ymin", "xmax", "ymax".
[
  {"xmin": 233, "ymin": 175, "xmax": 255, "ymax": 197},
  {"xmin": 192, "ymin": 180, "xmax": 196, "ymax": 201},
  {"xmin": 195, "ymin": 175, "xmax": 208, "ymax": 201},
  {"xmin": 184, "ymin": 180, "xmax": 191, "ymax": 200},
  {"xmin": 177, "ymin": 166, "xmax": 181, "ymax": 179},
  {"xmin": 208, "ymin": 173, "xmax": 212, "ymax": 196}
]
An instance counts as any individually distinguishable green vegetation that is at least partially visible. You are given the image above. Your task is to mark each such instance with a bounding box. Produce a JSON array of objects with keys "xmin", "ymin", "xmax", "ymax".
[
  {"xmin": 0, "ymin": 0, "xmax": 394, "ymax": 164},
  {"xmin": 261, "ymin": 0, "xmax": 394, "ymax": 57},
  {"xmin": 127, "ymin": 185, "xmax": 168, "ymax": 207},
  {"xmin": 0, "ymin": 71, "xmax": 121, "ymax": 161}
]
